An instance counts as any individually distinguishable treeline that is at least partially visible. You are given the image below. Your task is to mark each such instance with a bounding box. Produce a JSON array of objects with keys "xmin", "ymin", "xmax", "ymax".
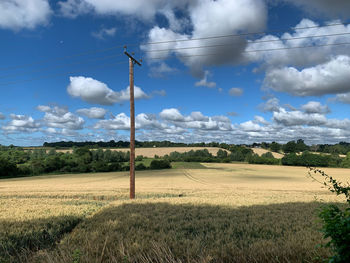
[
  {"xmin": 249, "ymin": 139, "xmax": 350, "ymax": 155},
  {"xmin": 42, "ymin": 140, "xmax": 224, "ymax": 149},
  {"xmin": 43, "ymin": 139, "xmax": 350, "ymax": 155},
  {"xmin": 0, "ymin": 146, "xmax": 170, "ymax": 179}
]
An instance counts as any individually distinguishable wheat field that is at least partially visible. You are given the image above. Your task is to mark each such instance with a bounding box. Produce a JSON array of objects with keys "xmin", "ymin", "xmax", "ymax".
[{"xmin": 1, "ymin": 163, "xmax": 349, "ymax": 262}]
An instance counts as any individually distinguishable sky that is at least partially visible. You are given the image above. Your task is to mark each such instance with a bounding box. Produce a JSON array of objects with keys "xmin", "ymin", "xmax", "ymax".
[{"xmin": 1, "ymin": 0, "xmax": 350, "ymax": 146}]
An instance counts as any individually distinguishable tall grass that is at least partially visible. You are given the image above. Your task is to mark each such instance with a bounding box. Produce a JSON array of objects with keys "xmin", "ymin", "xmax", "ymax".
[{"xmin": 32, "ymin": 202, "xmax": 331, "ymax": 263}]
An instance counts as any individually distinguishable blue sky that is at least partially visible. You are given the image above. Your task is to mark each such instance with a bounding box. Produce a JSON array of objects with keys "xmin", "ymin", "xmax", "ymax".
[{"xmin": 1, "ymin": 0, "xmax": 350, "ymax": 146}]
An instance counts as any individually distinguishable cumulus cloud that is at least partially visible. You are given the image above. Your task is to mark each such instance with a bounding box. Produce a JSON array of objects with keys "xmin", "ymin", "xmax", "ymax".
[
  {"xmin": 58, "ymin": 0, "xmax": 92, "ymax": 18},
  {"xmin": 301, "ymin": 101, "xmax": 330, "ymax": 114},
  {"xmin": 94, "ymin": 113, "xmax": 164, "ymax": 130},
  {"xmin": 38, "ymin": 105, "xmax": 85, "ymax": 130},
  {"xmin": 159, "ymin": 108, "xmax": 184, "ymax": 122},
  {"xmin": 0, "ymin": 0, "xmax": 52, "ymax": 30},
  {"xmin": 159, "ymin": 108, "xmax": 233, "ymax": 131},
  {"xmin": 2, "ymin": 114, "xmax": 40, "ymax": 133},
  {"xmin": 91, "ymin": 27, "xmax": 116, "ymax": 40},
  {"xmin": 195, "ymin": 70, "xmax": 216, "ymax": 88},
  {"xmin": 264, "ymin": 56, "xmax": 350, "ymax": 96},
  {"xmin": 0, "ymin": 113, "xmax": 5, "ymax": 120},
  {"xmin": 229, "ymin": 88, "xmax": 243, "ymax": 96},
  {"xmin": 273, "ymin": 108, "xmax": 327, "ymax": 127},
  {"xmin": 67, "ymin": 76, "xmax": 149, "ymax": 105},
  {"xmin": 246, "ymin": 19, "xmax": 350, "ymax": 69},
  {"xmin": 334, "ymin": 93, "xmax": 350, "ymax": 104},
  {"xmin": 76, "ymin": 107, "xmax": 107, "ymax": 119},
  {"xmin": 259, "ymin": 97, "xmax": 280, "ymax": 112},
  {"xmin": 57, "ymin": 0, "xmax": 190, "ymax": 21},
  {"xmin": 143, "ymin": 0, "xmax": 267, "ymax": 78}
]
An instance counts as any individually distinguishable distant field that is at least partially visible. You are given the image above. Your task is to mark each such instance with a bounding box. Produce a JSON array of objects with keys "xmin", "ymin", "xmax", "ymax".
[
  {"xmin": 24, "ymin": 146, "xmax": 229, "ymax": 157},
  {"xmin": 251, "ymin": 147, "xmax": 284, "ymax": 158},
  {"xmin": 1, "ymin": 163, "xmax": 349, "ymax": 262}
]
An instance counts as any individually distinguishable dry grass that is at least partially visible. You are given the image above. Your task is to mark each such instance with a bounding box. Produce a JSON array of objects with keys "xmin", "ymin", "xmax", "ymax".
[
  {"xmin": 251, "ymin": 148, "xmax": 284, "ymax": 159},
  {"xmin": 1, "ymin": 163, "xmax": 349, "ymax": 262}
]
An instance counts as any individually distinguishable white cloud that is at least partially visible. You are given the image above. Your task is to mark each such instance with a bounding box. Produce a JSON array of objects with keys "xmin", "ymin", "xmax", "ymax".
[
  {"xmin": 76, "ymin": 107, "xmax": 107, "ymax": 119},
  {"xmin": 159, "ymin": 108, "xmax": 184, "ymax": 122},
  {"xmin": 264, "ymin": 56, "xmax": 350, "ymax": 96},
  {"xmin": 39, "ymin": 105, "xmax": 85, "ymax": 130},
  {"xmin": 273, "ymin": 108, "xmax": 327, "ymax": 126},
  {"xmin": 143, "ymin": 0, "xmax": 267, "ymax": 78},
  {"xmin": 0, "ymin": 0, "xmax": 52, "ymax": 30},
  {"xmin": 195, "ymin": 70, "xmax": 216, "ymax": 88},
  {"xmin": 159, "ymin": 108, "xmax": 233, "ymax": 131},
  {"xmin": 58, "ymin": 0, "xmax": 92, "ymax": 18},
  {"xmin": 0, "ymin": 113, "xmax": 5, "ymax": 120},
  {"xmin": 334, "ymin": 92, "xmax": 350, "ymax": 104},
  {"xmin": 259, "ymin": 97, "xmax": 280, "ymax": 112},
  {"xmin": 91, "ymin": 27, "xmax": 116, "ymax": 40},
  {"xmin": 301, "ymin": 101, "xmax": 330, "ymax": 114},
  {"xmin": 67, "ymin": 76, "xmax": 149, "ymax": 105},
  {"xmin": 2, "ymin": 114, "xmax": 40, "ymax": 133},
  {"xmin": 229, "ymin": 87, "xmax": 243, "ymax": 96},
  {"xmin": 94, "ymin": 112, "xmax": 164, "ymax": 130},
  {"xmin": 58, "ymin": 0, "xmax": 174, "ymax": 20},
  {"xmin": 246, "ymin": 19, "xmax": 350, "ymax": 69}
]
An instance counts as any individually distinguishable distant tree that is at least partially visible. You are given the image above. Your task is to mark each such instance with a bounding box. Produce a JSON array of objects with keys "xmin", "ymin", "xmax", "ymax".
[
  {"xmin": 296, "ymin": 139, "xmax": 308, "ymax": 152},
  {"xmin": 0, "ymin": 157, "xmax": 18, "ymax": 178},
  {"xmin": 341, "ymin": 152, "xmax": 350, "ymax": 168},
  {"xmin": 270, "ymin": 142, "xmax": 281, "ymax": 152},
  {"xmin": 217, "ymin": 149, "xmax": 228, "ymax": 159},
  {"xmin": 283, "ymin": 141, "xmax": 297, "ymax": 153},
  {"xmin": 150, "ymin": 159, "xmax": 171, "ymax": 169}
]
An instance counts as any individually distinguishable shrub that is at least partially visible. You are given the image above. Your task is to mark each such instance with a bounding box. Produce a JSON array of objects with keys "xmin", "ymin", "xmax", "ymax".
[
  {"xmin": 308, "ymin": 167, "xmax": 350, "ymax": 263},
  {"xmin": 150, "ymin": 159, "xmax": 171, "ymax": 169},
  {"xmin": 0, "ymin": 157, "xmax": 18, "ymax": 178},
  {"xmin": 135, "ymin": 163, "xmax": 147, "ymax": 170}
]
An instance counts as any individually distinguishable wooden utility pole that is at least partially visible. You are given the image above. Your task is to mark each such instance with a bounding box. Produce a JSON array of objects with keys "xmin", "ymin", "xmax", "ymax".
[{"xmin": 124, "ymin": 47, "xmax": 141, "ymax": 199}]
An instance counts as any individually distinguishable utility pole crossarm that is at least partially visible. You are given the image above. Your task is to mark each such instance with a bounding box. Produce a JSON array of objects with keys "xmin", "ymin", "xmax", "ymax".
[{"xmin": 124, "ymin": 50, "xmax": 142, "ymax": 66}]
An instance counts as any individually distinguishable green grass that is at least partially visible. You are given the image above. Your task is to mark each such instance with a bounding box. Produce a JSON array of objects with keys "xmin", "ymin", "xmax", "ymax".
[{"xmin": 171, "ymin": 162, "xmax": 206, "ymax": 169}]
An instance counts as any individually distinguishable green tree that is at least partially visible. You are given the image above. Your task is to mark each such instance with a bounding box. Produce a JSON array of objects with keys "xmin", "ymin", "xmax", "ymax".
[
  {"xmin": 283, "ymin": 141, "xmax": 297, "ymax": 153},
  {"xmin": 270, "ymin": 142, "xmax": 281, "ymax": 152}
]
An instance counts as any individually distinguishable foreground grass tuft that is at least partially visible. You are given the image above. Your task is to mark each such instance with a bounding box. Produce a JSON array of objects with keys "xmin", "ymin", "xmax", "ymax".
[
  {"xmin": 33, "ymin": 202, "xmax": 330, "ymax": 263},
  {"xmin": 0, "ymin": 216, "xmax": 81, "ymax": 262}
]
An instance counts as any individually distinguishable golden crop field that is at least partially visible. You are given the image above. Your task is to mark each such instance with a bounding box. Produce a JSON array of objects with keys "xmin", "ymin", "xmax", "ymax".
[
  {"xmin": 0, "ymin": 163, "xmax": 349, "ymax": 262},
  {"xmin": 251, "ymin": 148, "xmax": 284, "ymax": 158}
]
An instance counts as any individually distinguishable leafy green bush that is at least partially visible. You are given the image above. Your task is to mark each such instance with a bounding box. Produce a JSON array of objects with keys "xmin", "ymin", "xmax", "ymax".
[
  {"xmin": 0, "ymin": 157, "xmax": 18, "ymax": 178},
  {"xmin": 135, "ymin": 163, "xmax": 147, "ymax": 170},
  {"xmin": 308, "ymin": 167, "xmax": 350, "ymax": 263},
  {"xmin": 150, "ymin": 159, "xmax": 171, "ymax": 169}
]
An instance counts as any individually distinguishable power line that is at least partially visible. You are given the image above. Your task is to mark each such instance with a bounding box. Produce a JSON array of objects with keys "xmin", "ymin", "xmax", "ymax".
[
  {"xmin": 0, "ymin": 60, "xmax": 128, "ymax": 86},
  {"xmin": 145, "ymin": 41, "xmax": 350, "ymax": 61},
  {"xmin": 0, "ymin": 22, "xmax": 348, "ymax": 72},
  {"xmin": 3, "ymin": 40, "xmax": 350, "ymax": 84},
  {"xmin": 137, "ymin": 22, "xmax": 348, "ymax": 47},
  {"xmin": 144, "ymin": 31, "xmax": 350, "ymax": 53}
]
